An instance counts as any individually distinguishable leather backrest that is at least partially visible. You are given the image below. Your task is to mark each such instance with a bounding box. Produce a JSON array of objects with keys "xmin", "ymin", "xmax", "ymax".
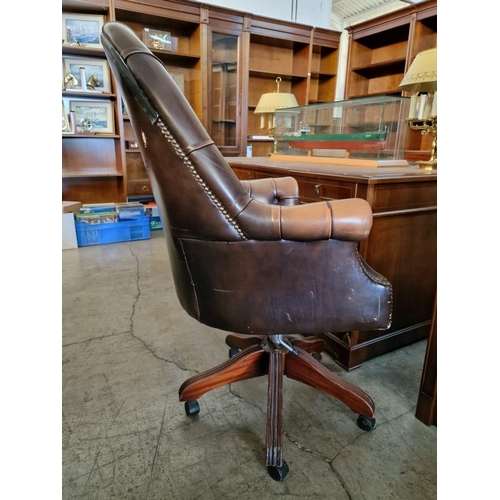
[{"xmin": 102, "ymin": 22, "xmax": 252, "ymax": 243}]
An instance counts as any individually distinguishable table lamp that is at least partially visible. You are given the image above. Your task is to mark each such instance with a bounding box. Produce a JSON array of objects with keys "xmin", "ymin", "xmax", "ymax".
[
  {"xmin": 398, "ymin": 47, "xmax": 437, "ymax": 170},
  {"xmin": 255, "ymin": 77, "xmax": 298, "ymax": 138}
]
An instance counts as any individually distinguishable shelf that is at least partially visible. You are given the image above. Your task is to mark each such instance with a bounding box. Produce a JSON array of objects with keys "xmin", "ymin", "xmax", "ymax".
[
  {"xmin": 61, "ymin": 44, "xmax": 105, "ymax": 57},
  {"xmin": 62, "ymin": 134, "xmax": 120, "ymax": 139},
  {"xmin": 348, "ymin": 91, "xmax": 401, "ymax": 99},
  {"xmin": 353, "ymin": 24, "xmax": 410, "ymax": 49},
  {"xmin": 310, "ymin": 71, "xmax": 337, "ymax": 78},
  {"xmin": 62, "ymin": 91, "xmax": 117, "ymax": 100},
  {"xmin": 248, "ymin": 69, "xmax": 307, "ymax": 80},
  {"xmin": 351, "ymin": 58, "xmax": 406, "ymax": 78},
  {"xmin": 149, "ymin": 50, "xmax": 200, "ymax": 63},
  {"xmin": 62, "ymin": 169, "xmax": 123, "ymax": 178}
]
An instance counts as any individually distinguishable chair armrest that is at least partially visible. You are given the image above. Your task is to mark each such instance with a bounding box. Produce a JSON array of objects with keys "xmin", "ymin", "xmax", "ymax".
[
  {"xmin": 240, "ymin": 177, "xmax": 300, "ymax": 206},
  {"xmin": 235, "ymin": 197, "xmax": 373, "ymax": 242},
  {"xmin": 281, "ymin": 198, "xmax": 373, "ymax": 241}
]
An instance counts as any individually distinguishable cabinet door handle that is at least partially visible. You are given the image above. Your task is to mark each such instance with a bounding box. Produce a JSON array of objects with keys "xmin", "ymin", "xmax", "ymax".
[
  {"xmin": 142, "ymin": 185, "xmax": 149, "ymax": 192},
  {"xmin": 314, "ymin": 184, "xmax": 321, "ymax": 196}
]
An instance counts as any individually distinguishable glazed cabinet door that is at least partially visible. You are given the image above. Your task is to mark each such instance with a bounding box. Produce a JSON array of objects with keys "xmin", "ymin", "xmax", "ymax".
[{"xmin": 209, "ymin": 28, "xmax": 244, "ymax": 156}]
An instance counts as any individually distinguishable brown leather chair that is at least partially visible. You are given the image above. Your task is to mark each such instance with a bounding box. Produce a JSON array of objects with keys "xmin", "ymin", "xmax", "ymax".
[{"xmin": 101, "ymin": 22, "xmax": 393, "ymax": 481}]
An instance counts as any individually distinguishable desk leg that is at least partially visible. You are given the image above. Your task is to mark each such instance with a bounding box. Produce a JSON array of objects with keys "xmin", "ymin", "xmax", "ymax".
[{"xmin": 415, "ymin": 297, "xmax": 437, "ymax": 426}]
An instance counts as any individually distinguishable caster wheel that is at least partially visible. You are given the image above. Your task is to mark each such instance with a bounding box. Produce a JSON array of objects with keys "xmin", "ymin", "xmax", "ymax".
[
  {"xmin": 267, "ymin": 459, "xmax": 289, "ymax": 481},
  {"xmin": 312, "ymin": 352, "xmax": 322, "ymax": 362},
  {"xmin": 228, "ymin": 347, "xmax": 240, "ymax": 358},
  {"xmin": 185, "ymin": 400, "xmax": 200, "ymax": 417},
  {"xmin": 357, "ymin": 415, "xmax": 376, "ymax": 431}
]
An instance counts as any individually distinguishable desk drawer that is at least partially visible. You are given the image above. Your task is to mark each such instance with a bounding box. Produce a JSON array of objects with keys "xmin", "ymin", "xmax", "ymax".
[
  {"xmin": 371, "ymin": 181, "xmax": 437, "ymax": 212},
  {"xmin": 128, "ymin": 180, "xmax": 152, "ymax": 195},
  {"xmin": 297, "ymin": 179, "xmax": 357, "ymax": 202}
]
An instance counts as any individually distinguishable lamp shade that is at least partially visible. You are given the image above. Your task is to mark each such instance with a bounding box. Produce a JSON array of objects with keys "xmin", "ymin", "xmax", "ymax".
[
  {"xmin": 254, "ymin": 92, "xmax": 299, "ymax": 114},
  {"xmin": 398, "ymin": 48, "xmax": 437, "ymax": 92},
  {"xmin": 254, "ymin": 77, "xmax": 298, "ymax": 115}
]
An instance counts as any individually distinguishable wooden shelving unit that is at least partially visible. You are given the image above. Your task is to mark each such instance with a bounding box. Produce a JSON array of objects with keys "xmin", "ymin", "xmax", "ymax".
[
  {"xmin": 344, "ymin": 0, "xmax": 437, "ymax": 162},
  {"xmin": 61, "ymin": 0, "xmax": 342, "ymax": 203},
  {"xmin": 62, "ymin": 1, "xmax": 125, "ymax": 204},
  {"xmin": 246, "ymin": 18, "xmax": 341, "ymax": 157},
  {"xmin": 113, "ymin": 0, "xmax": 205, "ymax": 200},
  {"xmin": 310, "ymin": 28, "xmax": 341, "ymax": 104}
]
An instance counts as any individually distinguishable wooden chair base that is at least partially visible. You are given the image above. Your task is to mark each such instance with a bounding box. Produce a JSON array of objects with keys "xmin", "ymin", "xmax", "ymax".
[{"xmin": 178, "ymin": 334, "xmax": 375, "ymax": 479}]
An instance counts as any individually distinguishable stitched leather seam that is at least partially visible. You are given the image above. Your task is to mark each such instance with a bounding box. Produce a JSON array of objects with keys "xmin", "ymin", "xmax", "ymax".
[
  {"xmin": 155, "ymin": 118, "xmax": 248, "ymax": 240},
  {"xmin": 355, "ymin": 247, "xmax": 393, "ymax": 328}
]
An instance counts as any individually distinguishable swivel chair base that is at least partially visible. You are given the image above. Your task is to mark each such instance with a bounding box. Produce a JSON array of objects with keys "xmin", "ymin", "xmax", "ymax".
[{"xmin": 179, "ymin": 334, "xmax": 376, "ymax": 481}]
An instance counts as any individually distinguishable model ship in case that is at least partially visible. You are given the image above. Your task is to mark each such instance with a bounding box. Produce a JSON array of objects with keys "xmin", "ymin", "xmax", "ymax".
[
  {"xmin": 283, "ymin": 129, "xmax": 389, "ymax": 152},
  {"xmin": 274, "ymin": 95, "xmax": 410, "ymax": 167}
]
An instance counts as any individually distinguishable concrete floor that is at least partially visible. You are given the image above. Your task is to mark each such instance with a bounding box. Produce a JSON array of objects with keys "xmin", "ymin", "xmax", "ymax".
[{"xmin": 62, "ymin": 231, "xmax": 437, "ymax": 500}]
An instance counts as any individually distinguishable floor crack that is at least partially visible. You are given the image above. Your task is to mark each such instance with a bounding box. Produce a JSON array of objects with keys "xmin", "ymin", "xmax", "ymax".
[
  {"xmin": 283, "ymin": 430, "xmax": 331, "ymax": 463},
  {"xmin": 145, "ymin": 398, "xmax": 168, "ymax": 500},
  {"xmin": 128, "ymin": 246, "xmax": 199, "ymax": 375}
]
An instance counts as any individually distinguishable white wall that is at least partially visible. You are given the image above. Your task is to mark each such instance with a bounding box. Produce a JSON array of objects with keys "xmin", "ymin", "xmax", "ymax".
[{"xmin": 192, "ymin": 0, "xmax": 333, "ymax": 29}]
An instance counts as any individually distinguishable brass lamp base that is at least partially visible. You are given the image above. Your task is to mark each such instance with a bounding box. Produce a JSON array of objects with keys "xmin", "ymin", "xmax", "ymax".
[
  {"xmin": 417, "ymin": 159, "xmax": 437, "ymax": 171},
  {"xmin": 407, "ymin": 117, "xmax": 437, "ymax": 172}
]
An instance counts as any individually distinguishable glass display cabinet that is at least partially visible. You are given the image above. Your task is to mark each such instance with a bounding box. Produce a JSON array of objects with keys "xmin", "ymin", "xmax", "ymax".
[
  {"xmin": 211, "ymin": 32, "xmax": 239, "ymax": 150},
  {"xmin": 274, "ymin": 95, "xmax": 410, "ymax": 164}
]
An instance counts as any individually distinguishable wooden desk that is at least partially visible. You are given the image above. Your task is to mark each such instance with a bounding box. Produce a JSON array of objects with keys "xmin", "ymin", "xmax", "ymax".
[
  {"xmin": 228, "ymin": 157, "xmax": 437, "ymax": 370},
  {"xmin": 416, "ymin": 297, "xmax": 437, "ymax": 426}
]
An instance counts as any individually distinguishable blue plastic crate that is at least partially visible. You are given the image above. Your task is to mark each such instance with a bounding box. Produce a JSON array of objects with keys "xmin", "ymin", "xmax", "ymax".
[{"xmin": 76, "ymin": 217, "xmax": 151, "ymax": 247}]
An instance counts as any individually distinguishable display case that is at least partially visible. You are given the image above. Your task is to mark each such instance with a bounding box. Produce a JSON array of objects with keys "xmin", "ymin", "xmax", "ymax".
[{"xmin": 274, "ymin": 95, "xmax": 410, "ymax": 166}]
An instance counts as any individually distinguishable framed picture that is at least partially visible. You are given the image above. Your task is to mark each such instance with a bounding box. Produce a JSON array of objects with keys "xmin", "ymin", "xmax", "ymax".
[
  {"xmin": 62, "ymin": 58, "xmax": 111, "ymax": 93},
  {"xmin": 62, "ymin": 13, "xmax": 105, "ymax": 48},
  {"xmin": 70, "ymin": 100, "xmax": 115, "ymax": 134},
  {"xmin": 142, "ymin": 27, "xmax": 172, "ymax": 51},
  {"xmin": 62, "ymin": 101, "xmax": 71, "ymax": 133}
]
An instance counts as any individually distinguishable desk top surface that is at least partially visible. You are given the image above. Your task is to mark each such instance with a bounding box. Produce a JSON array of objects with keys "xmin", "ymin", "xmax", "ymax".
[{"xmin": 227, "ymin": 157, "xmax": 437, "ymax": 183}]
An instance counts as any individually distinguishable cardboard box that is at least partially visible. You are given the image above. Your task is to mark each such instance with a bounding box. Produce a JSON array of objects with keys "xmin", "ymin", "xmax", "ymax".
[
  {"xmin": 143, "ymin": 203, "xmax": 159, "ymax": 218},
  {"xmin": 62, "ymin": 201, "xmax": 81, "ymax": 250},
  {"xmin": 62, "ymin": 201, "xmax": 82, "ymax": 213},
  {"xmin": 62, "ymin": 213, "xmax": 78, "ymax": 249}
]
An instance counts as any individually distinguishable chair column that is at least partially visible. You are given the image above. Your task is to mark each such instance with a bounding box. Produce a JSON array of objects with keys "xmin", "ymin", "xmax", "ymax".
[{"xmin": 265, "ymin": 336, "xmax": 285, "ymax": 468}]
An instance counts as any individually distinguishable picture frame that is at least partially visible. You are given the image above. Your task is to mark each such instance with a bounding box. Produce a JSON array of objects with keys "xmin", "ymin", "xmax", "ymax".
[
  {"xmin": 142, "ymin": 27, "xmax": 172, "ymax": 51},
  {"xmin": 70, "ymin": 100, "xmax": 115, "ymax": 134},
  {"xmin": 63, "ymin": 57, "xmax": 111, "ymax": 93},
  {"xmin": 62, "ymin": 101, "xmax": 70, "ymax": 133},
  {"xmin": 62, "ymin": 13, "xmax": 105, "ymax": 48}
]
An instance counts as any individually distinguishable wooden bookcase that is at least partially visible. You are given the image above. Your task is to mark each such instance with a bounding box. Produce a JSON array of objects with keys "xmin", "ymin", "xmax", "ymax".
[
  {"xmin": 344, "ymin": 0, "xmax": 437, "ymax": 162},
  {"xmin": 61, "ymin": 0, "xmax": 341, "ymax": 203},
  {"xmin": 246, "ymin": 18, "xmax": 340, "ymax": 157},
  {"xmin": 113, "ymin": 0, "xmax": 205, "ymax": 200},
  {"xmin": 310, "ymin": 28, "xmax": 341, "ymax": 104},
  {"xmin": 62, "ymin": 2, "xmax": 126, "ymax": 204}
]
